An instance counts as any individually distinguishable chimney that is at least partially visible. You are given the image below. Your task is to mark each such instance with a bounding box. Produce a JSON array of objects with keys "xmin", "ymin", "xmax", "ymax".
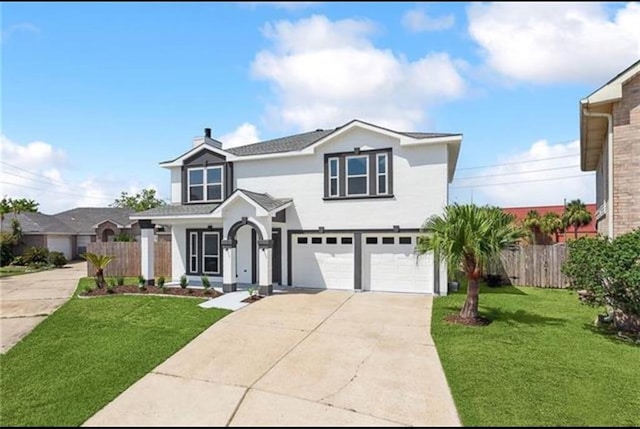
[
  {"xmin": 192, "ymin": 127, "xmax": 222, "ymax": 149},
  {"xmin": 204, "ymin": 128, "xmax": 212, "ymax": 138}
]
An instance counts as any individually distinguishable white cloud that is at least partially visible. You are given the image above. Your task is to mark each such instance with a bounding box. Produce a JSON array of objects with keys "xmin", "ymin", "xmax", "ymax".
[
  {"xmin": 1, "ymin": 22, "xmax": 40, "ymax": 43},
  {"xmin": 451, "ymin": 139, "xmax": 595, "ymax": 207},
  {"xmin": 241, "ymin": 2, "xmax": 321, "ymax": 11},
  {"xmin": 467, "ymin": 2, "xmax": 640, "ymax": 84},
  {"xmin": 0, "ymin": 135, "xmax": 162, "ymax": 214},
  {"xmin": 251, "ymin": 14, "xmax": 466, "ymax": 131},
  {"xmin": 219, "ymin": 123, "xmax": 260, "ymax": 149},
  {"xmin": 402, "ymin": 7, "xmax": 455, "ymax": 32}
]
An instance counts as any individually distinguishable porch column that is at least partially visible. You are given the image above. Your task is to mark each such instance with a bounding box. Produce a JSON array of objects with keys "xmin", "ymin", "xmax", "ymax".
[
  {"xmin": 139, "ymin": 220, "xmax": 155, "ymax": 286},
  {"xmin": 258, "ymin": 239, "xmax": 273, "ymax": 295},
  {"xmin": 222, "ymin": 239, "xmax": 237, "ymax": 292}
]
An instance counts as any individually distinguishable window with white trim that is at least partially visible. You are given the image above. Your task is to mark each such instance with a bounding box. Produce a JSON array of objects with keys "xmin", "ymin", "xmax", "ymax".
[
  {"xmin": 328, "ymin": 157, "xmax": 339, "ymax": 197},
  {"xmin": 346, "ymin": 155, "xmax": 368, "ymax": 196},
  {"xmin": 189, "ymin": 232, "xmax": 198, "ymax": 273},
  {"xmin": 188, "ymin": 166, "xmax": 224, "ymax": 202},
  {"xmin": 376, "ymin": 153, "xmax": 388, "ymax": 195},
  {"xmin": 202, "ymin": 232, "xmax": 220, "ymax": 274}
]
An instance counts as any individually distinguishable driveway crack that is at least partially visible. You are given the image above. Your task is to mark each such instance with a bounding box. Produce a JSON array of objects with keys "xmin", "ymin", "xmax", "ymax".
[{"xmin": 318, "ymin": 341, "xmax": 377, "ymax": 404}]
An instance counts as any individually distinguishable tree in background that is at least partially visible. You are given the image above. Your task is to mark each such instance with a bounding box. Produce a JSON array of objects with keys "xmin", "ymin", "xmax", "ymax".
[
  {"xmin": 563, "ymin": 199, "xmax": 593, "ymax": 239},
  {"xmin": 417, "ymin": 204, "xmax": 525, "ymax": 324},
  {"xmin": 522, "ymin": 210, "xmax": 542, "ymax": 244},
  {"xmin": 541, "ymin": 212, "xmax": 564, "ymax": 243},
  {"xmin": 0, "ymin": 197, "xmax": 39, "ymax": 221},
  {"xmin": 111, "ymin": 188, "xmax": 165, "ymax": 212}
]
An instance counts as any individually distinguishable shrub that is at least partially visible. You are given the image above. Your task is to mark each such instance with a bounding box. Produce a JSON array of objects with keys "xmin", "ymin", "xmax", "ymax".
[
  {"xmin": 484, "ymin": 274, "xmax": 505, "ymax": 287},
  {"xmin": 137, "ymin": 275, "xmax": 146, "ymax": 290},
  {"xmin": 11, "ymin": 255, "xmax": 26, "ymax": 266},
  {"xmin": 157, "ymin": 276, "xmax": 165, "ymax": 288},
  {"xmin": 201, "ymin": 275, "xmax": 210, "ymax": 289},
  {"xmin": 107, "ymin": 278, "xmax": 116, "ymax": 294},
  {"xmin": 180, "ymin": 274, "xmax": 188, "ymax": 289},
  {"xmin": 23, "ymin": 246, "xmax": 49, "ymax": 265},
  {"xmin": 113, "ymin": 232, "xmax": 136, "ymax": 242},
  {"xmin": 116, "ymin": 276, "xmax": 125, "ymax": 286},
  {"xmin": 0, "ymin": 239, "xmax": 14, "ymax": 266},
  {"xmin": 563, "ymin": 229, "xmax": 640, "ymax": 331},
  {"xmin": 48, "ymin": 251, "xmax": 67, "ymax": 268}
]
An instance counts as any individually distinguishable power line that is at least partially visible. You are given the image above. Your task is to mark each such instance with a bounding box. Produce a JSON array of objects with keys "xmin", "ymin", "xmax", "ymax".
[
  {"xmin": 0, "ymin": 180, "xmax": 110, "ymax": 200},
  {"xmin": 456, "ymin": 154, "xmax": 579, "ymax": 171},
  {"xmin": 450, "ymin": 173, "xmax": 594, "ymax": 189},
  {"xmin": 1, "ymin": 170, "xmax": 72, "ymax": 190},
  {"xmin": 0, "ymin": 160, "xmax": 69, "ymax": 187},
  {"xmin": 455, "ymin": 164, "xmax": 579, "ymax": 181}
]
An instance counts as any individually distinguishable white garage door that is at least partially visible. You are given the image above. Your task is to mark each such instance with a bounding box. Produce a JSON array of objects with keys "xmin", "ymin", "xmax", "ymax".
[
  {"xmin": 292, "ymin": 234, "xmax": 354, "ymax": 290},
  {"xmin": 47, "ymin": 235, "xmax": 73, "ymax": 259},
  {"xmin": 363, "ymin": 234, "xmax": 433, "ymax": 294}
]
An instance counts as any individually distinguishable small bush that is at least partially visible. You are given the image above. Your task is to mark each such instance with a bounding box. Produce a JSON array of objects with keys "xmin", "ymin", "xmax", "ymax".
[
  {"xmin": 107, "ymin": 278, "xmax": 116, "ymax": 294},
  {"xmin": 11, "ymin": 256, "xmax": 26, "ymax": 266},
  {"xmin": 157, "ymin": 276, "xmax": 165, "ymax": 288},
  {"xmin": 138, "ymin": 275, "xmax": 146, "ymax": 290},
  {"xmin": 23, "ymin": 246, "xmax": 49, "ymax": 265},
  {"xmin": 201, "ymin": 275, "xmax": 210, "ymax": 289},
  {"xmin": 48, "ymin": 251, "xmax": 67, "ymax": 268},
  {"xmin": 116, "ymin": 276, "xmax": 125, "ymax": 286},
  {"xmin": 180, "ymin": 274, "xmax": 188, "ymax": 289}
]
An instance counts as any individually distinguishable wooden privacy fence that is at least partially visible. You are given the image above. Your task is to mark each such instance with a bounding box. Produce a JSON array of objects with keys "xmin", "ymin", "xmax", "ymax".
[
  {"xmin": 86, "ymin": 242, "xmax": 171, "ymax": 278},
  {"xmin": 489, "ymin": 244, "xmax": 569, "ymax": 288}
]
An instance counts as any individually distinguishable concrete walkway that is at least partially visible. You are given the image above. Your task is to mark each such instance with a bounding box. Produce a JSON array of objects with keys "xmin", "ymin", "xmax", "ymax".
[
  {"xmin": 84, "ymin": 290, "xmax": 460, "ymax": 427},
  {"xmin": 0, "ymin": 261, "xmax": 85, "ymax": 353}
]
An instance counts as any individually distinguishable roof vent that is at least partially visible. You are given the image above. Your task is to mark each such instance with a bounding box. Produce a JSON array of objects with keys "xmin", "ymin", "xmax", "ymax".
[
  {"xmin": 316, "ymin": 128, "xmax": 323, "ymax": 131},
  {"xmin": 204, "ymin": 128, "xmax": 212, "ymax": 138}
]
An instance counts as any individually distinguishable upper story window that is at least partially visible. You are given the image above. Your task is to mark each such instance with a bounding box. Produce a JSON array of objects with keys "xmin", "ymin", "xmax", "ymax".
[
  {"xmin": 324, "ymin": 148, "xmax": 393, "ymax": 200},
  {"xmin": 188, "ymin": 166, "xmax": 224, "ymax": 202},
  {"xmin": 346, "ymin": 155, "xmax": 368, "ymax": 196}
]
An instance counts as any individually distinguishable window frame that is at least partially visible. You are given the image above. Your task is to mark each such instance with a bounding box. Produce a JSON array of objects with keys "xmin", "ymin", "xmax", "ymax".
[
  {"xmin": 189, "ymin": 231, "xmax": 198, "ymax": 273},
  {"xmin": 376, "ymin": 153, "xmax": 388, "ymax": 195},
  {"xmin": 345, "ymin": 155, "xmax": 369, "ymax": 196},
  {"xmin": 201, "ymin": 231, "xmax": 220, "ymax": 275},
  {"xmin": 187, "ymin": 165, "xmax": 224, "ymax": 203},
  {"xmin": 328, "ymin": 157, "xmax": 339, "ymax": 197}
]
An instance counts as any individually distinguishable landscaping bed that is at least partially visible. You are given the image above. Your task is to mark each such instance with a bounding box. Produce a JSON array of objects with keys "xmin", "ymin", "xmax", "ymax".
[
  {"xmin": 241, "ymin": 294, "xmax": 264, "ymax": 304},
  {"xmin": 81, "ymin": 285, "xmax": 223, "ymax": 298}
]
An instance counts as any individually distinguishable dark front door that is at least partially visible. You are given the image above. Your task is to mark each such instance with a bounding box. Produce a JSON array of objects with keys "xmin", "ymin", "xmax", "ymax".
[{"xmin": 272, "ymin": 229, "xmax": 282, "ymax": 285}]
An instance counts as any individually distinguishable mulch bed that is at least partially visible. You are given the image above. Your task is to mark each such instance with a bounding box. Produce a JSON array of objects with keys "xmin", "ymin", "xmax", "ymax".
[
  {"xmin": 81, "ymin": 285, "xmax": 223, "ymax": 299},
  {"xmin": 444, "ymin": 314, "xmax": 492, "ymax": 327},
  {"xmin": 241, "ymin": 295, "xmax": 264, "ymax": 304}
]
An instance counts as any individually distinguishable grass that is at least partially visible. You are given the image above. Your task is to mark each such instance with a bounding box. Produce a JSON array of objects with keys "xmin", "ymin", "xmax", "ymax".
[
  {"xmin": 432, "ymin": 282, "xmax": 640, "ymax": 426},
  {"xmin": 0, "ymin": 265, "xmax": 52, "ymax": 277},
  {"xmin": 0, "ymin": 277, "xmax": 231, "ymax": 427}
]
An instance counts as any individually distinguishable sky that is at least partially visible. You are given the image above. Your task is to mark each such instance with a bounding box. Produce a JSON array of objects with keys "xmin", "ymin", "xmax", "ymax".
[{"xmin": 2, "ymin": 2, "xmax": 639, "ymax": 214}]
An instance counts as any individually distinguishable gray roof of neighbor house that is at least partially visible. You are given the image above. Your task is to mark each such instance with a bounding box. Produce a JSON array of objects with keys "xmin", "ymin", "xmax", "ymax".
[
  {"xmin": 0, "ymin": 212, "xmax": 75, "ymax": 234},
  {"xmin": 236, "ymin": 189, "xmax": 292, "ymax": 212},
  {"xmin": 224, "ymin": 120, "xmax": 460, "ymax": 157},
  {"xmin": 54, "ymin": 207, "xmax": 135, "ymax": 234},
  {"xmin": 133, "ymin": 204, "xmax": 220, "ymax": 217}
]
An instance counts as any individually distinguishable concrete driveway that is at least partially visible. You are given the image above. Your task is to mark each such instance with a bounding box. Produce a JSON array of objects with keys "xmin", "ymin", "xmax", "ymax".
[
  {"xmin": 84, "ymin": 290, "xmax": 460, "ymax": 427},
  {"xmin": 0, "ymin": 261, "xmax": 85, "ymax": 353}
]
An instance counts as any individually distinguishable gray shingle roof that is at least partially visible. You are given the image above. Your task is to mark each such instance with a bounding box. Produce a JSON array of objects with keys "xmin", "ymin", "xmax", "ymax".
[
  {"xmin": 54, "ymin": 207, "xmax": 135, "ymax": 234},
  {"xmin": 133, "ymin": 204, "xmax": 219, "ymax": 217},
  {"xmin": 1, "ymin": 212, "xmax": 75, "ymax": 234},
  {"xmin": 237, "ymin": 189, "xmax": 292, "ymax": 212},
  {"xmin": 226, "ymin": 129, "xmax": 334, "ymax": 156}
]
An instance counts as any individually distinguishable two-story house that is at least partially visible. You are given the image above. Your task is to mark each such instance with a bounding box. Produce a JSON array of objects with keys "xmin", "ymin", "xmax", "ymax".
[
  {"xmin": 132, "ymin": 119, "xmax": 462, "ymax": 296},
  {"xmin": 580, "ymin": 59, "xmax": 640, "ymax": 237}
]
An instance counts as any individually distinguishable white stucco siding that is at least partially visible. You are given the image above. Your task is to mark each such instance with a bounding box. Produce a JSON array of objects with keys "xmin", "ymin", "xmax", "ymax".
[
  {"xmin": 170, "ymin": 167, "xmax": 182, "ymax": 204},
  {"xmin": 234, "ymin": 127, "xmax": 449, "ymax": 230},
  {"xmin": 171, "ymin": 225, "xmax": 186, "ymax": 282}
]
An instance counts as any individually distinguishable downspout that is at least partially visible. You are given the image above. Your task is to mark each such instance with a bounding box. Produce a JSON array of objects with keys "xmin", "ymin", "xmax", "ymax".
[{"xmin": 582, "ymin": 108, "xmax": 614, "ymax": 237}]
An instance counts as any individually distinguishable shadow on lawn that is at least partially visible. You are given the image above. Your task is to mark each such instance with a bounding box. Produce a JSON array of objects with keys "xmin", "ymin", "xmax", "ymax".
[
  {"xmin": 582, "ymin": 323, "xmax": 640, "ymax": 347},
  {"xmin": 452, "ymin": 283, "xmax": 528, "ymax": 296},
  {"xmin": 483, "ymin": 307, "xmax": 567, "ymax": 326}
]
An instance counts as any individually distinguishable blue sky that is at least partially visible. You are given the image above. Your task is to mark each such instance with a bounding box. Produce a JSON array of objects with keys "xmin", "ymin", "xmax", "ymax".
[{"xmin": 2, "ymin": 2, "xmax": 639, "ymax": 213}]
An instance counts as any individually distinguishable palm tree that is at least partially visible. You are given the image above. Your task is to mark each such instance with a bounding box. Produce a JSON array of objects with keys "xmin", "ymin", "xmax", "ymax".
[
  {"xmin": 563, "ymin": 199, "xmax": 592, "ymax": 239},
  {"xmin": 541, "ymin": 212, "xmax": 564, "ymax": 243},
  {"xmin": 417, "ymin": 204, "xmax": 525, "ymax": 321},
  {"xmin": 81, "ymin": 252, "xmax": 115, "ymax": 289},
  {"xmin": 522, "ymin": 210, "xmax": 542, "ymax": 244}
]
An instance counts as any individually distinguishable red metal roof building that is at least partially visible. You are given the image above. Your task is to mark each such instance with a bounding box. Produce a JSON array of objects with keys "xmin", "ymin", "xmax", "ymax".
[{"xmin": 502, "ymin": 203, "xmax": 597, "ymax": 243}]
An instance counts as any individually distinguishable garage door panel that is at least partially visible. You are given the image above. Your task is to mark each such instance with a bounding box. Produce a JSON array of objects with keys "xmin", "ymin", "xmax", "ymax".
[
  {"xmin": 292, "ymin": 235, "xmax": 354, "ymax": 290},
  {"xmin": 47, "ymin": 236, "xmax": 72, "ymax": 259}
]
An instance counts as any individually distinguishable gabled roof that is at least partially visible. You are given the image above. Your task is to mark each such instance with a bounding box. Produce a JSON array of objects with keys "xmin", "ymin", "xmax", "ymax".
[
  {"xmin": 235, "ymin": 189, "xmax": 292, "ymax": 212},
  {"xmin": 1, "ymin": 212, "xmax": 75, "ymax": 234},
  {"xmin": 54, "ymin": 207, "xmax": 135, "ymax": 234},
  {"xmin": 582, "ymin": 59, "xmax": 640, "ymax": 106},
  {"xmin": 131, "ymin": 204, "xmax": 219, "ymax": 218},
  {"xmin": 226, "ymin": 129, "xmax": 334, "ymax": 156}
]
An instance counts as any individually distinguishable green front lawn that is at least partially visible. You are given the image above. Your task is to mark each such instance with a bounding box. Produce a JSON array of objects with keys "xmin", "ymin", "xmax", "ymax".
[
  {"xmin": 0, "ymin": 265, "xmax": 51, "ymax": 277},
  {"xmin": 432, "ymin": 283, "xmax": 640, "ymax": 426},
  {"xmin": 0, "ymin": 277, "xmax": 230, "ymax": 427}
]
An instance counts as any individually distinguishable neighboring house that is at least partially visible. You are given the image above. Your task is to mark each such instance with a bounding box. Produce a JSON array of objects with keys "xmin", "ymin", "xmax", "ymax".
[
  {"xmin": 1, "ymin": 212, "xmax": 77, "ymax": 259},
  {"xmin": 132, "ymin": 119, "xmax": 462, "ymax": 296},
  {"xmin": 580, "ymin": 59, "xmax": 640, "ymax": 237},
  {"xmin": 0, "ymin": 207, "xmax": 170, "ymax": 260},
  {"xmin": 502, "ymin": 204, "xmax": 597, "ymax": 243}
]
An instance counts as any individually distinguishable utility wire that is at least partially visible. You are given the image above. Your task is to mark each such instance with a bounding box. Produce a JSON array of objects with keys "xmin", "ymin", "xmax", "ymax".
[
  {"xmin": 455, "ymin": 164, "xmax": 579, "ymax": 181},
  {"xmin": 0, "ymin": 180, "xmax": 109, "ymax": 200},
  {"xmin": 456, "ymin": 153, "xmax": 579, "ymax": 171},
  {"xmin": 450, "ymin": 173, "xmax": 594, "ymax": 189}
]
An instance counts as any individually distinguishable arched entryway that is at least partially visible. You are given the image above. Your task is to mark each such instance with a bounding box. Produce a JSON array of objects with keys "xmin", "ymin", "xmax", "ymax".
[{"xmin": 102, "ymin": 228, "xmax": 115, "ymax": 242}]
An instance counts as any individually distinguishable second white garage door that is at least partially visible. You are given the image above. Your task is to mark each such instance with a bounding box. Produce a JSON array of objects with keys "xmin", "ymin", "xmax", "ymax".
[
  {"xmin": 47, "ymin": 235, "xmax": 73, "ymax": 260},
  {"xmin": 362, "ymin": 234, "xmax": 433, "ymax": 294},
  {"xmin": 292, "ymin": 234, "xmax": 354, "ymax": 290}
]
